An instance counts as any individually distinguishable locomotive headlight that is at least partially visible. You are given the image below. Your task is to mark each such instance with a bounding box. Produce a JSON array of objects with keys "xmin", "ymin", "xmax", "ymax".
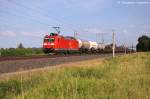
[
  {"xmin": 44, "ymin": 43, "xmax": 47, "ymax": 45},
  {"xmin": 50, "ymin": 43, "xmax": 54, "ymax": 45}
]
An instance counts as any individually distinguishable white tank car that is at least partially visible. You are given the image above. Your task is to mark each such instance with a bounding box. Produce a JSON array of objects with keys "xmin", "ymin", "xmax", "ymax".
[
  {"xmin": 77, "ymin": 39, "xmax": 90, "ymax": 49},
  {"xmin": 89, "ymin": 41, "xmax": 98, "ymax": 50},
  {"xmin": 81, "ymin": 41, "xmax": 90, "ymax": 49},
  {"xmin": 77, "ymin": 39, "xmax": 98, "ymax": 50},
  {"xmin": 98, "ymin": 43, "xmax": 106, "ymax": 49},
  {"xmin": 77, "ymin": 39, "xmax": 83, "ymax": 48}
]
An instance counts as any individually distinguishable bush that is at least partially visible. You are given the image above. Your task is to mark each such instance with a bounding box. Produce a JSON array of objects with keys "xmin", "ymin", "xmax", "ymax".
[{"xmin": 0, "ymin": 48, "xmax": 44, "ymax": 56}]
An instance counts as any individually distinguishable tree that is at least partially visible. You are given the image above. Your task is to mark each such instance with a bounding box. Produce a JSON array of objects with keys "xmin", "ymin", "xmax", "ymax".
[
  {"xmin": 18, "ymin": 43, "xmax": 24, "ymax": 49},
  {"xmin": 136, "ymin": 35, "xmax": 150, "ymax": 52}
]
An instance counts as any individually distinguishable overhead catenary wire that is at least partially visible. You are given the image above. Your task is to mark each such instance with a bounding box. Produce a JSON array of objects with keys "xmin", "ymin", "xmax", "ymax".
[
  {"xmin": 1, "ymin": 0, "xmax": 114, "ymax": 44},
  {"xmin": 0, "ymin": 21, "xmax": 44, "ymax": 39},
  {"xmin": 5, "ymin": 0, "xmax": 111, "ymax": 38},
  {"xmin": 0, "ymin": 8, "xmax": 53, "ymax": 27},
  {"xmin": 2, "ymin": 1, "xmax": 104, "ymax": 36},
  {"xmin": 0, "ymin": 1, "xmax": 67, "ymax": 30},
  {"xmin": 4, "ymin": 0, "xmax": 78, "ymax": 32}
]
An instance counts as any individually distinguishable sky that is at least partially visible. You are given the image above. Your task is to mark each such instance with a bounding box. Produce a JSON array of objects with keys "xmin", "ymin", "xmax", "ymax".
[{"xmin": 0, "ymin": 0, "xmax": 150, "ymax": 48}]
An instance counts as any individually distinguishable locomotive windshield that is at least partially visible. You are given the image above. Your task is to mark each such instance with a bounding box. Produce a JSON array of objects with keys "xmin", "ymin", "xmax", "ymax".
[
  {"xmin": 50, "ymin": 33, "xmax": 58, "ymax": 36},
  {"xmin": 44, "ymin": 38, "xmax": 55, "ymax": 42},
  {"xmin": 49, "ymin": 38, "xmax": 55, "ymax": 42}
]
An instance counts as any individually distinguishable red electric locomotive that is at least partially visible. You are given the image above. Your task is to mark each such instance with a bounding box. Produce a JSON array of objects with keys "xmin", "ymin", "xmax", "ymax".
[{"xmin": 43, "ymin": 33, "xmax": 79, "ymax": 53}]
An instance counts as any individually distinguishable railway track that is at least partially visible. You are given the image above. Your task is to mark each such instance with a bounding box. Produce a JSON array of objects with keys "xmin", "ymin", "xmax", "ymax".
[
  {"xmin": 0, "ymin": 54, "xmax": 84, "ymax": 62},
  {"xmin": 0, "ymin": 54, "xmax": 120, "ymax": 74},
  {"xmin": 0, "ymin": 55, "xmax": 47, "ymax": 62}
]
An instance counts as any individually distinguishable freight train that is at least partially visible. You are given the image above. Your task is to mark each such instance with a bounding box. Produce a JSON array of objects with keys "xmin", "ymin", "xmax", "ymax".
[{"xmin": 43, "ymin": 33, "xmax": 105, "ymax": 54}]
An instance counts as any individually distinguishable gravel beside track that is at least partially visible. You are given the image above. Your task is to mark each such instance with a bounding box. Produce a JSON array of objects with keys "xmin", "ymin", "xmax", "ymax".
[
  {"xmin": 0, "ymin": 55, "xmax": 78, "ymax": 62},
  {"xmin": 0, "ymin": 54, "xmax": 113, "ymax": 74}
]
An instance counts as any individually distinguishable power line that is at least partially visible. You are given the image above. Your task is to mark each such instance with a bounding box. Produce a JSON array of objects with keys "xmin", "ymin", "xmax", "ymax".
[
  {"xmin": 0, "ymin": 10, "xmax": 52, "ymax": 27},
  {"xmin": 0, "ymin": 1, "xmax": 60, "ymax": 27},
  {"xmin": 2, "ymin": 1, "xmax": 106, "ymax": 41},
  {"xmin": 5, "ymin": 0, "xmax": 77, "ymax": 31},
  {"xmin": 1, "ymin": 0, "xmax": 115, "ymax": 43}
]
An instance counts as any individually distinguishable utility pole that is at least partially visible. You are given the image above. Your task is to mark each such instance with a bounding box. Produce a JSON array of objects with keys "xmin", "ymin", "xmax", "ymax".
[
  {"xmin": 96, "ymin": 33, "xmax": 105, "ymax": 44},
  {"xmin": 132, "ymin": 43, "xmax": 134, "ymax": 53},
  {"xmin": 101, "ymin": 33, "xmax": 104, "ymax": 44},
  {"xmin": 0, "ymin": 48, "xmax": 1, "ymax": 56},
  {"xmin": 96, "ymin": 33, "xmax": 100, "ymax": 43},
  {"xmin": 124, "ymin": 43, "xmax": 127, "ymax": 54},
  {"xmin": 112, "ymin": 30, "xmax": 115, "ymax": 58},
  {"xmin": 74, "ymin": 31, "xmax": 78, "ymax": 38}
]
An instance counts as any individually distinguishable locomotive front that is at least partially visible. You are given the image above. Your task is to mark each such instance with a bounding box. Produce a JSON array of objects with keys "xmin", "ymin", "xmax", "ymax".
[{"xmin": 43, "ymin": 33, "xmax": 58, "ymax": 53}]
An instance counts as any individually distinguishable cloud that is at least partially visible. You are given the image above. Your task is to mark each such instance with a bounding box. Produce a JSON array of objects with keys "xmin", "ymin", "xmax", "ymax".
[
  {"xmin": 117, "ymin": 1, "xmax": 150, "ymax": 5},
  {"xmin": 21, "ymin": 31, "xmax": 45, "ymax": 38},
  {"xmin": 78, "ymin": 26, "xmax": 112, "ymax": 35},
  {"xmin": 0, "ymin": 30, "xmax": 48, "ymax": 39},
  {"xmin": 76, "ymin": 27, "xmax": 111, "ymax": 41},
  {"xmin": 81, "ymin": 28, "xmax": 102, "ymax": 34},
  {"xmin": 62, "ymin": 0, "xmax": 108, "ymax": 12},
  {"xmin": 0, "ymin": 31, "xmax": 16, "ymax": 37}
]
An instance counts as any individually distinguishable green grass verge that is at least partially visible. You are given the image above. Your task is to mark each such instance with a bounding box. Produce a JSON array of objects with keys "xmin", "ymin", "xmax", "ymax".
[{"xmin": 0, "ymin": 52, "xmax": 150, "ymax": 99}]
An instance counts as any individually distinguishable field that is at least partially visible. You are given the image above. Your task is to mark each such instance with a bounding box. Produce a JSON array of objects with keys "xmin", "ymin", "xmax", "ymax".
[{"xmin": 0, "ymin": 52, "xmax": 150, "ymax": 99}]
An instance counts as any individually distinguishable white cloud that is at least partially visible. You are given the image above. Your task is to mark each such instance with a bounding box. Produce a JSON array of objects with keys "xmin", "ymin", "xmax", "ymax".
[
  {"xmin": 21, "ymin": 31, "xmax": 45, "ymax": 38},
  {"xmin": 0, "ymin": 31, "xmax": 47, "ymax": 38},
  {"xmin": 81, "ymin": 28, "xmax": 102, "ymax": 34},
  {"xmin": 76, "ymin": 27, "xmax": 111, "ymax": 41},
  {"xmin": 62, "ymin": 0, "xmax": 108, "ymax": 12},
  {"xmin": 78, "ymin": 27, "xmax": 112, "ymax": 35},
  {"xmin": 0, "ymin": 31, "xmax": 16, "ymax": 37}
]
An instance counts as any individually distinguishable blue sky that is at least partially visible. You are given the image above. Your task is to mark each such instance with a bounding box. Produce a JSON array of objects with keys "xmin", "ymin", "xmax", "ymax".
[{"xmin": 0, "ymin": 0, "xmax": 150, "ymax": 48}]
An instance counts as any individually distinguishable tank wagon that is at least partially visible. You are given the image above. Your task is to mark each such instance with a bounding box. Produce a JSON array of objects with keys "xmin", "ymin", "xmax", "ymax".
[
  {"xmin": 77, "ymin": 40, "xmax": 99, "ymax": 53},
  {"xmin": 43, "ymin": 33, "xmax": 105, "ymax": 54}
]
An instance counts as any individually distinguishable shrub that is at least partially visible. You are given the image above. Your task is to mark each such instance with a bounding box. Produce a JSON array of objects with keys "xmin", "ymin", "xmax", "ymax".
[{"xmin": 0, "ymin": 48, "xmax": 44, "ymax": 56}]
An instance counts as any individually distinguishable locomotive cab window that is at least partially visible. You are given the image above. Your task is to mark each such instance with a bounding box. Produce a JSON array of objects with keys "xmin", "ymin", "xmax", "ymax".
[
  {"xmin": 49, "ymin": 38, "xmax": 55, "ymax": 42},
  {"xmin": 50, "ymin": 33, "xmax": 58, "ymax": 36},
  {"xmin": 44, "ymin": 38, "xmax": 55, "ymax": 42},
  {"xmin": 44, "ymin": 39, "xmax": 49, "ymax": 42}
]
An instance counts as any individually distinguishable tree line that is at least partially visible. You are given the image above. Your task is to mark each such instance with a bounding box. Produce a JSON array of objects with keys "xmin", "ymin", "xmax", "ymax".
[{"xmin": 0, "ymin": 43, "xmax": 44, "ymax": 56}]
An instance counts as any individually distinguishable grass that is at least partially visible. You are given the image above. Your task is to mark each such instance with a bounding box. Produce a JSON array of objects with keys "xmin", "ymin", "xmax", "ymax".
[{"xmin": 0, "ymin": 52, "xmax": 150, "ymax": 99}]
